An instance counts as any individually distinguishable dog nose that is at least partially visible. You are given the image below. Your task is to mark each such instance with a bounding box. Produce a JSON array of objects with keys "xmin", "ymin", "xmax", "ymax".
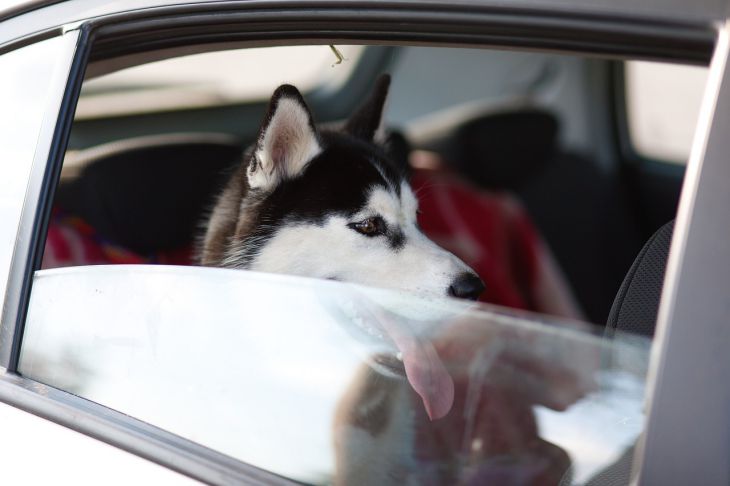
[{"xmin": 448, "ymin": 272, "xmax": 485, "ymax": 301}]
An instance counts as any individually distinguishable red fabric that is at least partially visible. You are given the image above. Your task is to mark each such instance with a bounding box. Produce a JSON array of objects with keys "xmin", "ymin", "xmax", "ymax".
[
  {"xmin": 42, "ymin": 210, "xmax": 192, "ymax": 269},
  {"xmin": 412, "ymin": 169, "xmax": 541, "ymax": 311}
]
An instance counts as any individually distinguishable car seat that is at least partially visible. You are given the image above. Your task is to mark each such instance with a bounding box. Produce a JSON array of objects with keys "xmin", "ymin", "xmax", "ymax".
[
  {"xmin": 438, "ymin": 108, "xmax": 644, "ymax": 323},
  {"xmin": 606, "ymin": 220, "xmax": 674, "ymax": 337},
  {"xmin": 44, "ymin": 133, "xmax": 242, "ymax": 267},
  {"xmin": 580, "ymin": 220, "xmax": 674, "ymax": 485},
  {"xmin": 386, "ymin": 130, "xmax": 582, "ymax": 318}
]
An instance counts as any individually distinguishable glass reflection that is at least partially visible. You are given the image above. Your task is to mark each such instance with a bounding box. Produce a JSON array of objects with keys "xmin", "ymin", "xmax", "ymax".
[{"xmin": 20, "ymin": 265, "xmax": 648, "ymax": 485}]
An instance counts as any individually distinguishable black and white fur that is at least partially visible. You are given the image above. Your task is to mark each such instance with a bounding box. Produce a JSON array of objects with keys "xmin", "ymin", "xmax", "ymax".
[
  {"xmin": 199, "ymin": 76, "xmax": 488, "ymax": 485},
  {"xmin": 199, "ymin": 75, "xmax": 484, "ymax": 301}
]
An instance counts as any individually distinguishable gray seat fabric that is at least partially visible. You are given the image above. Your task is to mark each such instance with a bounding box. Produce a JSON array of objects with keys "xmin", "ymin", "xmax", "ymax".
[
  {"xmin": 606, "ymin": 220, "xmax": 674, "ymax": 337},
  {"xmin": 583, "ymin": 444, "xmax": 637, "ymax": 486}
]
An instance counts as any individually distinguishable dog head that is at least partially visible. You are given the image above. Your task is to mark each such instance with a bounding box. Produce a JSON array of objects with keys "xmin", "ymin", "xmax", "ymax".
[{"xmin": 215, "ymin": 75, "xmax": 484, "ymax": 301}]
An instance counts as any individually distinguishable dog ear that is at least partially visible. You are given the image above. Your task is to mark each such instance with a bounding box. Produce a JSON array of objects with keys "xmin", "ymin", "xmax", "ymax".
[
  {"xmin": 248, "ymin": 85, "xmax": 321, "ymax": 191},
  {"xmin": 344, "ymin": 74, "xmax": 391, "ymax": 142}
]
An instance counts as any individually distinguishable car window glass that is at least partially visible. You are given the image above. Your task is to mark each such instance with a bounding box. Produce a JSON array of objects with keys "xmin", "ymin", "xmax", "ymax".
[
  {"xmin": 0, "ymin": 35, "xmax": 72, "ymax": 315},
  {"xmin": 20, "ymin": 265, "xmax": 649, "ymax": 485},
  {"xmin": 625, "ymin": 61, "xmax": 708, "ymax": 164}
]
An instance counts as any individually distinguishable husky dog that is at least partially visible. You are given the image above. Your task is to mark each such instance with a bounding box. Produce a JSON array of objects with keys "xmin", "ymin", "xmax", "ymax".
[
  {"xmin": 199, "ymin": 75, "xmax": 484, "ymax": 301},
  {"xmin": 199, "ymin": 75, "xmax": 487, "ymax": 484}
]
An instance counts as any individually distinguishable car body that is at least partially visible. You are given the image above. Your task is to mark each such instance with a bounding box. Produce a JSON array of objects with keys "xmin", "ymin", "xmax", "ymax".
[{"xmin": 0, "ymin": 1, "xmax": 728, "ymax": 484}]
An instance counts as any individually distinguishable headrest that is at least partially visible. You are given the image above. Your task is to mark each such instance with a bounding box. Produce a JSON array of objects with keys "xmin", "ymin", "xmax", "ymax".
[
  {"xmin": 449, "ymin": 109, "xmax": 559, "ymax": 190},
  {"xmin": 607, "ymin": 220, "xmax": 675, "ymax": 337},
  {"xmin": 55, "ymin": 133, "xmax": 243, "ymax": 255}
]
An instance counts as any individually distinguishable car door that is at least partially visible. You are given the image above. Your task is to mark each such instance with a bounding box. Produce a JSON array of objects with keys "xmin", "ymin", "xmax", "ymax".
[{"xmin": 1, "ymin": 1, "xmax": 728, "ymax": 485}]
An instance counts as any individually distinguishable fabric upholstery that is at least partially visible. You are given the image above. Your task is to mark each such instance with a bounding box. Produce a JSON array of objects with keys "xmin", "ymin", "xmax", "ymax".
[
  {"xmin": 55, "ymin": 134, "xmax": 242, "ymax": 255},
  {"xmin": 606, "ymin": 220, "xmax": 675, "ymax": 337}
]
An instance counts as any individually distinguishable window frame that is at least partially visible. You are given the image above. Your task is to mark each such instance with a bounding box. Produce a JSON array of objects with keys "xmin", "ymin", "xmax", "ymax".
[
  {"xmin": 0, "ymin": 373, "xmax": 297, "ymax": 484},
  {"xmin": 634, "ymin": 21, "xmax": 730, "ymax": 485},
  {"xmin": 0, "ymin": 1, "xmax": 728, "ymax": 485},
  {"xmin": 0, "ymin": 27, "xmax": 88, "ymax": 370}
]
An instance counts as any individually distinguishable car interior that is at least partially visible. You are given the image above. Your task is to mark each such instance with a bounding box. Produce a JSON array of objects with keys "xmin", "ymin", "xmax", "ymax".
[{"xmin": 46, "ymin": 43, "xmax": 704, "ymax": 327}]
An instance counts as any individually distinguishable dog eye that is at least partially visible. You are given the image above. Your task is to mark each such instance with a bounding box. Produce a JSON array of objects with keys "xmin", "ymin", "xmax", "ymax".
[{"xmin": 348, "ymin": 217, "xmax": 385, "ymax": 236}]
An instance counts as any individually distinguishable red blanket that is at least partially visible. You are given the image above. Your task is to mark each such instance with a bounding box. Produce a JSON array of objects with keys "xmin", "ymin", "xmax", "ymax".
[{"xmin": 411, "ymin": 169, "xmax": 581, "ymax": 319}]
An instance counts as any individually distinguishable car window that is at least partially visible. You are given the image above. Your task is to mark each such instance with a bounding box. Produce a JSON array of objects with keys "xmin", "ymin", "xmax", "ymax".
[
  {"xmin": 20, "ymin": 265, "xmax": 649, "ymax": 485},
  {"xmin": 624, "ymin": 61, "xmax": 708, "ymax": 164},
  {"xmin": 0, "ymin": 35, "xmax": 76, "ymax": 319}
]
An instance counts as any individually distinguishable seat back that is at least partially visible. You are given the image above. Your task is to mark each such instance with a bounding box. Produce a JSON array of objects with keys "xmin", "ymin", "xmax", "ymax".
[
  {"xmin": 56, "ymin": 133, "xmax": 243, "ymax": 256},
  {"xmin": 606, "ymin": 220, "xmax": 674, "ymax": 337},
  {"xmin": 443, "ymin": 108, "xmax": 644, "ymax": 323}
]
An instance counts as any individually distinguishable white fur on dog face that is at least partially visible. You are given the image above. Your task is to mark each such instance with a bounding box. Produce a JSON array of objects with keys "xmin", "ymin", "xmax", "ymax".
[
  {"xmin": 248, "ymin": 97, "xmax": 322, "ymax": 191},
  {"xmin": 250, "ymin": 182, "xmax": 472, "ymax": 297}
]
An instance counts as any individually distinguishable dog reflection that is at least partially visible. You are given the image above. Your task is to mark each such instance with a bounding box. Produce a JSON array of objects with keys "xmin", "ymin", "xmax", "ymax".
[{"xmin": 332, "ymin": 322, "xmax": 595, "ymax": 486}]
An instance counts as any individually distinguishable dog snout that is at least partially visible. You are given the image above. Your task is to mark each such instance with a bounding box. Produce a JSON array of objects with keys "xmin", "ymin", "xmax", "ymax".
[{"xmin": 448, "ymin": 272, "xmax": 485, "ymax": 301}]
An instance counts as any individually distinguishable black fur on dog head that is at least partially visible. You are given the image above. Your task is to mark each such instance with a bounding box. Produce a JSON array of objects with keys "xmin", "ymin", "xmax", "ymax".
[{"xmin": 201, "ymin": 73, "xmax": 483, "ymax": 302}]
